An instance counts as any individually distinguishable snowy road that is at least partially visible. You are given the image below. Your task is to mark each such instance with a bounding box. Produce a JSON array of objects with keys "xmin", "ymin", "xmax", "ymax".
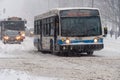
[{"xmin": 0, "ymin": 36, "xmax": 120, "ymax": 80}]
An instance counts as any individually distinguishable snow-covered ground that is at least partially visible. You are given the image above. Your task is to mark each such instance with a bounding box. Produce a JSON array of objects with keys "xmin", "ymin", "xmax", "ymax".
[
  {"xmin": 0, "ymin": 69, "xmax": 60, "ymax": 80},
  {"xmin": 97, "ymin": 35, "xmax": 120, "ymax": 57},
  {"xmin": 0, "ymin": 37, "xmax": 63, "ymax": 80},
  {"xmin": 0, "ymin": 37, "xmax": 34, "ymax": 58},
  {"xmin": 0, "ymin": 36, "xmax": 120, "ymax": 80}
]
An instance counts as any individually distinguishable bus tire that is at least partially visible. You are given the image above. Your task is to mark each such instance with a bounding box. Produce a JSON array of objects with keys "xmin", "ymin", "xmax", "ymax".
[
  {"xmin": 3, "ymin": 41, "xmax": 6, "ymax": 44},
  {"xmin": 4, "ymin": 42, "xmax": 6, "ymax": 44},
  {"xmin": 87, "ymin": 51, "xmax": 93, "ymax": 56},
  {"xmin": 57, "ymin": 51, "xmax": 63, "ymax": 56}
]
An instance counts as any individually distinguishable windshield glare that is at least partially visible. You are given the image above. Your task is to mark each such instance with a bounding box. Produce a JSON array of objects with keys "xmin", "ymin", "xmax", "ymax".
[{"xmin": 61, "ymin": 16, "xmax": 102, "ymax": 37}]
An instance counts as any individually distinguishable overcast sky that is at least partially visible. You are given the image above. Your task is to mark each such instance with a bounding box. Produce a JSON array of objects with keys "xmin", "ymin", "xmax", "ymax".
[
  {"xmin": 0, "ymin": 0, "xmax": 60, "ymax": 28},
  {"xmin": 0, "ymin": 0, "xmax": 88, "ymax": 28}
]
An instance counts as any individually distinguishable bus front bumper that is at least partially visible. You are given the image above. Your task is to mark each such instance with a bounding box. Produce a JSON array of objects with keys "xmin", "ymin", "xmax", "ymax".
[{"xmin": 59, "ymin": 44, "xmax": 104, "ymax": 52}]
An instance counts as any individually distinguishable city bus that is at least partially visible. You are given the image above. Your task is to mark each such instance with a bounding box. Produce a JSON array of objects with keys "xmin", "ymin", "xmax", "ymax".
[
  {"xmin": 0, "ymin": 17, "xmax": 27, "ymax": 41},
  {"xmin": 34, "ymin": 7, "xmax": 107, "ymax": 56}
]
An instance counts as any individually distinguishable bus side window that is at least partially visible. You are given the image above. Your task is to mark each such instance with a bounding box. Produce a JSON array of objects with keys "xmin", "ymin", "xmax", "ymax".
[
  {"xmin": 43, "ymin": 25, "xmax": 45, "ymax": 36},
  {"xmin": 49, "ymin": 22, "xmax": 51, "ymax": 36},
  {"xmin": 39, "ymin": 20, "xmax": 42, "ymax": 34},
  {"xmin": 42, "ymin": 19, "xmax": 45, "ymax": 36},
  {"xmin": 39, "ymin": 20, "xmax": 42, "ymax": 35},
  {"xmin": 56, "ymin": 22, "xmax": 59, "ymax": 35},
  {"xmin": 49, "ymin": 17, "xmax": 54, "ymax": 36},
  {"xmin": 55, "ymin": 16, "xmax": 59, "ymax": 35},
  {"xmin": 34, "ymin": 21, "xmax": 37, "ymax": 35},
  {"xmin": 37, "ymin": 20, "xmax": 40, "ymax": 34},
  {"xmin": 46, "ymin": 18, "xmax": 50, "ymax": 36},
  {"xmin": 50, "ymin": 23, "xmax": 54, "ymax": 36}
]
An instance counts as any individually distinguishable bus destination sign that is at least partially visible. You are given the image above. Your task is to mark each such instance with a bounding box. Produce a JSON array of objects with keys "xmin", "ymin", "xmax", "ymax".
[{"xmin": 60, "ymin": 9, "xmax": 99, "ymax": 17}]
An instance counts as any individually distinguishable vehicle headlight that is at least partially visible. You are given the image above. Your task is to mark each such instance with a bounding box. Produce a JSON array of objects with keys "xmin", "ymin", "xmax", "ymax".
[
  {"xmin": 21, "ymin": 33, "xmax": 25, "ymax": 37},
  {"xmin": 4, "ymin": 36, "xmax": 9, "ymax": 40},
  {"xmin": 16, "ymin": 36, "xmax": 21, "ymax": 40},
  {"xmin": 30, "ymin": 31, "xmax": 33, "ymax": 34},
  {"xmin": 66, "ymin": 39, "xmax": 70, "ymax": 44},
  {"xmin": 94, "ymin": 38, "xmax": 98, "ymax": 43}
]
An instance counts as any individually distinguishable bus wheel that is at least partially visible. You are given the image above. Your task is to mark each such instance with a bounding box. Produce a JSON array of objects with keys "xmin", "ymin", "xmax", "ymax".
[
  {"xmin": 58, "ymin": 51, "xmax": 63, "ymax": 56},
  {"xmin": 3, "ymin": 41, "xmax": 6, "ymax": 44},
  {"xmin": 4, "ymin": 42, "xmax": 6, "ymax": 44},
  {"xmin": 87, "ymin": 51, "xmax": 93, "ymax": 56},
  {"xmin": 62, "ymin": 52, "xmax": 68, "ymax": 57}
]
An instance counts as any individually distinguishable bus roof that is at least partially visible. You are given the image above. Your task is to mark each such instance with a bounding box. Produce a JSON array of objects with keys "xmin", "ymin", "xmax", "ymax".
[
  {"xmin": 52, "ymin": 7, "xmax": 99, "ymax": 11},
  {"xmin": 35, "ymin": 7, "xmax": 99, "ymax": 20}
]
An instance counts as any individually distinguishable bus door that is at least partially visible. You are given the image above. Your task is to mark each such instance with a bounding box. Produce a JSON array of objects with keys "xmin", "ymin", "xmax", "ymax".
[
  {"xmin": 42, "ymin": 19, "xmax": 50, "ymax": 50},
  {"xmin": 54, "ymin": 16, "xmax": 59, "ymax": 50},
  {"xmin": 49, "ymin": 16, "xmax": 59, "ymax": 51}
]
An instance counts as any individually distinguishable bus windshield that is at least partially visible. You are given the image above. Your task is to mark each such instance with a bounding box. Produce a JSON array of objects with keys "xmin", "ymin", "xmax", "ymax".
[
  {"xmin": 3, "ymin": 21, "xmax": 25, "ymax": 31},
  {"xmin": 5, "ymin": 30, "xmax": 19, "ymax": 36},
  {"xmin": 61, "ymin": 16, "xmax": 102, "ymax": 37}
]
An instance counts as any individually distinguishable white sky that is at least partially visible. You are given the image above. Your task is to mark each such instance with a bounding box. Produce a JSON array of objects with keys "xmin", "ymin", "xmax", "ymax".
[
  {"xmin": 0, "ymin": 0, "xmax": 50, "ymax": 28},
  {"xmin": 0, "ymin": 0, "xmax": 24, "ymax": 17},
  {"xmin": 0, "ymin": 0, "xmax": 85, "ymax": 28}
]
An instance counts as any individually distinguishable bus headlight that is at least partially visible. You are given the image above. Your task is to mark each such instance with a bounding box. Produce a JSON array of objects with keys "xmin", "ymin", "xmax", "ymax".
[
  {"xmin": 94, "ymin": 38, "xmax": 98, "ymax": 43},
  {"xmin": 3, "ymin": 36, "xmax": 9, "ymax": 40},
  {"xmin": 16, "ymin": 36, "xmax": 21, "ymax": 40},
  {"xmin": 30, "ymin": 31, "xmax": 33, "ymax": 35},
  {"xmin": 66, "ymin": 39, "xmax": 70, "ymax": 44},
  {"xmin": 21, "ymin": 33, "xmax": 25, "ymax": 37}
]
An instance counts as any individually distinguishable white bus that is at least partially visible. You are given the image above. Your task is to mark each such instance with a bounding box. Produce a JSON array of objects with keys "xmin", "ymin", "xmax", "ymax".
[{"xmin": 34, "ymin": 7, "xmax": 107, "ymax": 56}]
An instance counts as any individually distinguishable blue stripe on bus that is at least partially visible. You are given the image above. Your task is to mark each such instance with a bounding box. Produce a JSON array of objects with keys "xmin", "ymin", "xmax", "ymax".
[{"xmin": 57, "ymin": 38, "xmax": 103, "ymax": 45}]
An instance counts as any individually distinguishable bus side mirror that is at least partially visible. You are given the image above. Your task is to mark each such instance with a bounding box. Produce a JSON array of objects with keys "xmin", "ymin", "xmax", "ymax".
[{"xmin": 103, "ymin": 27, "xmax": 108, "ymax": 37}]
